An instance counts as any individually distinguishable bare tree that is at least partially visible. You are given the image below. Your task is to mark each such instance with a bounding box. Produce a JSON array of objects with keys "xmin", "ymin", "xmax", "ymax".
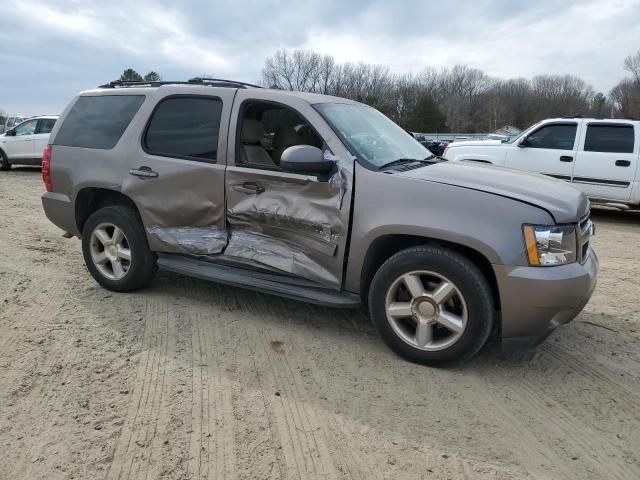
[{"xmin": 624, "ymin": 50, "xmax": 640, "ymax": 85}]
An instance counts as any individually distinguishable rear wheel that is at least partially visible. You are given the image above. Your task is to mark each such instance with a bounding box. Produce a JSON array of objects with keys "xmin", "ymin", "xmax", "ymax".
[
  {"xmin": 82, "ymin": 205, "xmax": 157, "ymax": 292},
  {"xmin": 368, "ymin": 246, "xmax": 494, "ymax": 366},
  {"xmin": 0, "ymin": 150, "xmax": 11, "ymax": 171}
]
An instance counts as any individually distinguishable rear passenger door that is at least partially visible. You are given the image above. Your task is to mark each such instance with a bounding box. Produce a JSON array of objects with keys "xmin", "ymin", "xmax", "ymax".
[
  {"xmin": 122, "ymin": 90, "xmax": 236, "ymax": 255},
  {"xmin": 572, "ymin": 122, "xmax": 638, "ymax": 202},
  {"xmin": 33, "ymin": 118, "xmax": 56, "ymax": 158}
]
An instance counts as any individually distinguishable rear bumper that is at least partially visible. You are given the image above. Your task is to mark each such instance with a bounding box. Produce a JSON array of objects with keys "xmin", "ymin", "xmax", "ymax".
[
  {"xmin": 41, "ymin": 191, "xmax": 79, "ymax": 236},
  {"xmin": 495, "ymin": 251, "xmax": 598, "ymax": 352}
]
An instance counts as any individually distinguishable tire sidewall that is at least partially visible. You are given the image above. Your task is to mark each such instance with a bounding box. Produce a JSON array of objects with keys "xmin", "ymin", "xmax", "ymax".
[
  {"xmin": 369, "ymin": 247, "xmax": 493, "ymax": 366},
  {"xmin": 0, "ymin": 150, "xmax": 10, "ymax": 171}
]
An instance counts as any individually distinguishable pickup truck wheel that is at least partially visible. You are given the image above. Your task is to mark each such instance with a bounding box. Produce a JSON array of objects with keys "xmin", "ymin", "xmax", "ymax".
[
  {"xmin": 368, "ymin": 246, "xmax": 493, "ymax": 366},
  {"xmin": 0, "ymin": 150, "xmax": 11, "ymax": 171},
  {"xmin": 81, "ymin": 205, "xmax": 157, "ymax": 292}
]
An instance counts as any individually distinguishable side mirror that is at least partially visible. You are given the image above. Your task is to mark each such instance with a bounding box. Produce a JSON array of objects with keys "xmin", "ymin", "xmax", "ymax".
[
  {"xmin": 518, "ymin": 138, "xmax": 529, "ymax": 148},
  {"xmin": 280, "ymin": 145, "xmax": 335, "ymax": 175},
  {"xmin": 6, "ymin": 129, "xmax": 16, "ymax": 137}
]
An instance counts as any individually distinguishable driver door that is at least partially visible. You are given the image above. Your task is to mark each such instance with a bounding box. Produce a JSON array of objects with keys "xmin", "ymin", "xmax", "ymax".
[
  {"xmin": 2, "ymin": 119, "xmax": 37, "ymax": 160},
  {"xmin": 222, "ymin": 91, "xmax": 354, "ymax": 289},
  {"xmin": 505, "ymin": 121, "xmax": 580, "ymax": 182}
]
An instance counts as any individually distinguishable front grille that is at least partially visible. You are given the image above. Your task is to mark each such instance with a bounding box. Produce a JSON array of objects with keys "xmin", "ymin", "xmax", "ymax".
[{"xmin": 578, "ymin": 212, "xmax": 593, "ymax": 263}]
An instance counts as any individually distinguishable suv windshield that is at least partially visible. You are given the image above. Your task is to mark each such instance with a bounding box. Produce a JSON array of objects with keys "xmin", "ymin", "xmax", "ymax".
[{"xmin": 315, "ymin": 103, "xmax": 430, "ymax": 168}]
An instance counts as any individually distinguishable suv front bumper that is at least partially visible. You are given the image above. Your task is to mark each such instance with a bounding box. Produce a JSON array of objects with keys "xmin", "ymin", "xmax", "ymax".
[{"xmin": 495, "ymin": 251, "xmax": 598, "ymax": 352}]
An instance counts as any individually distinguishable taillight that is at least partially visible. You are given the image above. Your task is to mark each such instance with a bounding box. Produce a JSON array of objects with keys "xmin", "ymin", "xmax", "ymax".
[{"xmin": 42, "ymin": 144, "xmax": 52, "ymax": 192}]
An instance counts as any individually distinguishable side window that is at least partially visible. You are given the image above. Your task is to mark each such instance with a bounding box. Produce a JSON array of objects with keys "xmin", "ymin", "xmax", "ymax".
[
  {"xmin": 37, "ymin": 119, "xmax": 56, "ymax": 134},
  {"xmin": 237, "ymin": 101, "xmax": 323, "ymax": 169},
  {"xmin": 14, "ymin": 120, "xmax": 37, "ymax": 136},
  {"xmin": 144, "ymin": 97, "xmax": 222, "ymax": 162},
  {"xmin": 526, "ymin": 124, "xmax": 577, "ymax": 150},
  {"xmin": 54, "ymin": 95, "xmax": 145, "ymax": 149},
  {"xmin": 584, "ymin": 125, "xmax": 634, "ymax": 154}
]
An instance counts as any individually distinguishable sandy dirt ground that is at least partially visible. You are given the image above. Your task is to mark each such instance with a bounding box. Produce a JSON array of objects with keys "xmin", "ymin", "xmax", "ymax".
[{"xmin": 0, "ymin": 167, "xmax": 639, "ymax": 480}]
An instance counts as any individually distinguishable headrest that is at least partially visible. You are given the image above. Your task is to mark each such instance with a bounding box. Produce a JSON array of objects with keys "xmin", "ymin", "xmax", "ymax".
[
  {"xmin": 240, "ymin": 119, "xmax": 264, "ymax": 144},
  {"xmin": 273, "ymin": 126, "xmax": 301, "ymax": 148}
]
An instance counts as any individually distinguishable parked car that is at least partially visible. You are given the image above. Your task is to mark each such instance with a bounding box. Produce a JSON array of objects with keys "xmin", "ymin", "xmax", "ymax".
[
  {"xmin": 41, "ymin": 79, "xmax": 597, "ymax": 365},
  {"xmin": 0, "ymin": 115, "xmax": 59, "ymax": 170},
  {"xmin": 444, "ymin": 117, "xmax": 640, "ymax": 209},
  {"xmin": 1, "ymin": 115, "xmax": 26, "ymax": 134}
]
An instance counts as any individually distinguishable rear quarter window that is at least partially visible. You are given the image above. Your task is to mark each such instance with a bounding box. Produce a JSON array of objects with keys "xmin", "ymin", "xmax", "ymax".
[
  {"xmin": 54, "ymin": 95, "xmax": 145, "ymax": 149},
  {"xmin": 584, "ymin": 125, "xmax": 635, "ymax": 154}
]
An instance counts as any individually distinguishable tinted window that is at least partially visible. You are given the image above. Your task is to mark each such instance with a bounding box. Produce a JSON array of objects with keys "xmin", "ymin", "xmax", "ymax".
[
  {"xmin": 584, "ymin": 125, "xmax": 634, "ymax": 153},
  {"xmin": 144, "ymin": 97, "xmax": 222, "ymax": 162},
  {"xmin": 14, "ymin": 119, "xmax": 37, "ymax": 136},
  {"xmin": 37, "ymin": 119, "xmax": 56, "ymax": 134},
  {"xmin": 526, "ymin": 124, "xmax": 576, "ymax": 150},
  {"xmin": 54, "ymin": 95, "xmax": 145, "ymax": 149}
]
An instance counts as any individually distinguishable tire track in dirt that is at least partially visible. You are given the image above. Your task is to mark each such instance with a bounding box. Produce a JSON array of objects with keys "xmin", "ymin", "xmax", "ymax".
[
  {"xmin": 544, "ymin": 343, "xmax": 640, "ymax": 410},
  {"xmin": 502, "ymin": 373, "xmax": 638, "ymax": 480},
  {"xmin": 105, "ymin": 297, "xmax": 170, "ymax": 480}
]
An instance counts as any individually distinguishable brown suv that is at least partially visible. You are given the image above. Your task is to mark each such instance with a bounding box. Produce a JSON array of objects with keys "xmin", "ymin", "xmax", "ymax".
[{"xmin": 40, "ymin": 78, "xmax": 598, "ymax": 365}]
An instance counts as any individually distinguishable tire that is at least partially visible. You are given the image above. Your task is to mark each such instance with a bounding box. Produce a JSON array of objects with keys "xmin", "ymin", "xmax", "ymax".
[
  {"xmin": 368, "ymin": 245, "xmax": 494, "ymax": 366},
  {"xmin": 82, "ymin": 205, "xmax": 157, "ymax": 292},
  {"xmin": 0, "ymin": 150, "xmax": 11, "ymax": 171}
]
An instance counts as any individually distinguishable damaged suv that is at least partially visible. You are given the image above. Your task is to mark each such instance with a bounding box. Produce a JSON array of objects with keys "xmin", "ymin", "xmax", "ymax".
[{"xmin": 41, "ymin": 78, "xmax": 598, "ymax": 365}]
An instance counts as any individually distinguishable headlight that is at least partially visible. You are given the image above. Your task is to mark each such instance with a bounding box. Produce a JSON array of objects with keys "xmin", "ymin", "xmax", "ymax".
[{"xmin": 523, "ymin": 225, "xmax": 577, "ymax": 266}]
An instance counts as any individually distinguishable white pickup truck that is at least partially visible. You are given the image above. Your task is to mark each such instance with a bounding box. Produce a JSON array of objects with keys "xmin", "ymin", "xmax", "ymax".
[{"xmin": 444, "ymin": 117, "xmax": 640, "ymax": 209}]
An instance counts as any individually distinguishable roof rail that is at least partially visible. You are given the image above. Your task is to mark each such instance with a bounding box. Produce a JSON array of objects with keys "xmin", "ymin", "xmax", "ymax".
[
  {"xmin": 561, "ymin": 114, "xmax": 584, "ymax": 119},
  {"xmin": 188, "ymin": 77, "xmax": 263, "ymax": 88},
  {"xmin": 98, "ymin": 78, "xmax": 262, "ymax": 89}
]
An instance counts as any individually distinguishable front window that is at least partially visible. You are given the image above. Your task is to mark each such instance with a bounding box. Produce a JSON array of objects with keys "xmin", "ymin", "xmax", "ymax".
[
  {"xmin": 14, "ymin": 119, "xmax": 37, "ymax": 136},
  {"xmin": 315, "ymin": 103, "xmax": 430, "ymax": 169}
]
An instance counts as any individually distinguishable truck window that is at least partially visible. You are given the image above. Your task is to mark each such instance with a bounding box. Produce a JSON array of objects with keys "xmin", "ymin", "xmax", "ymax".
[
  {"xmin": 144, "ymin": 96, "xmax": 223, "ymax": 163},
  {"xmin": 526, "ymin": 124, "xmax": 577, "ymax": 150},
  {"xmin": 14, "ymin": 120, "xmax": 37, "ymax": 136},
  {"xmin": 584, "ymin": 125, "xmax": 634, "ymax": 154},
  {"xmin": 37, "ymin": 119, "xmax": 56, "ymax": 134},
  {"xmin": 54, "ymin": 95, "xmax": 144, "ymax": 149}
]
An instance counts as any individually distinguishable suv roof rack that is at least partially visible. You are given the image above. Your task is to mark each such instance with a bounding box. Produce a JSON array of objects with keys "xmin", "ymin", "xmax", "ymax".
[{"xmin": 98, "ymin": 77, "xmax": 262, "ymax": 89}]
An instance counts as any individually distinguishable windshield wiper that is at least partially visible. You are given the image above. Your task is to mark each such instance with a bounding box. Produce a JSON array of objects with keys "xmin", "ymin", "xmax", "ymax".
[{"xmin": 377, "ymin": 155, "xmax": 444, "ymax": 170}]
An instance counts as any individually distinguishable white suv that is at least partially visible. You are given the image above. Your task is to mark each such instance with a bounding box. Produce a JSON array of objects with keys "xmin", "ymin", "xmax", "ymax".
[
  {"xmin": 444, "ymin": 117, "xmax": 640, "ymax": 209},
  {"xmin": 0, "ymin": 115, "xmax": 58, "ymax": 170}
]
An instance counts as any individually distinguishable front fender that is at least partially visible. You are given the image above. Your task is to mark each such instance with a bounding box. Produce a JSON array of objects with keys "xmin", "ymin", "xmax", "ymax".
[{"xmin": 343, "ymin": 163, "xmax": 553, "ymax": 293}]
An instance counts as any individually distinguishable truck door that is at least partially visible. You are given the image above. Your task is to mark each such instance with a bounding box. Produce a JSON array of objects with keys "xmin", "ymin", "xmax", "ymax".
[
  {"xmin": 222, "ymin": 90, "xmax": 354, "ymax": 289},
  {"xmin": 2, "ymin": 119, "xmax": 37, "ymax": 160},
  {"xmin": 572, "ymin": 122, "xmax": 638, "ymax": 202},
  {"xmin": 122, "ymin": 89, "xmax": 236, "ymax": 255},
  {"xmin": 33, "ymin": 118, "xmax": 57, "ymax": 159},
  {"xmin": 504, "ymin": 121, "xmax": 580, "ymax": 182}
]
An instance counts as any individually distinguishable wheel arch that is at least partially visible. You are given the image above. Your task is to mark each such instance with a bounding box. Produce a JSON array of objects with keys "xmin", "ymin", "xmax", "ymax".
[
  {"xmin": 75, "ymin": 187, "xmax": 141, "ymax": 234},
  {"xmin": 359, "ymin": 234, "xmax": 501, "ymax": 314}
]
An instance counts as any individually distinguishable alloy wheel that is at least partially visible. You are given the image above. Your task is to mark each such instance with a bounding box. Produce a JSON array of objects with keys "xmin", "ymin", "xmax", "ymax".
[
  {"xmin": 384, "ymin": 270, "xmax": 468, "ymax": 351},
  {"xmin": 89, "ymin": 222, "xmax": 131, "ymax": 281}
]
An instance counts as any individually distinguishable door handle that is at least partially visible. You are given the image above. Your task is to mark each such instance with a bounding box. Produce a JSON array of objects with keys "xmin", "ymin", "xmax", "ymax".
[
  {"xmin": 129, "ymin": 166, "xmax": 159, "ymax": 178},
  {"xmin": 559, "ymin": 156, "xmax": 573, "ymax": 162},
  {"xmin": 615, "ymin": 160, "xmax": 631, "ymax": 167},
  {"xmin": 232, "ymin": 181, "xmax": 265, "ymax": 195}
]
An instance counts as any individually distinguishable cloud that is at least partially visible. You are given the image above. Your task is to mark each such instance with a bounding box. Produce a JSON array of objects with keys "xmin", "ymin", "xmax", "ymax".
[{"xmin": 0, "ymin": 0, "xmax": 639, "ymax": 116}]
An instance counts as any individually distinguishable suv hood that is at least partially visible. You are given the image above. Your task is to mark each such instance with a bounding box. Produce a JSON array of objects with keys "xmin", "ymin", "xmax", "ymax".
[{"xmin": 399, "ymin": 161, "xmax": 588, "ymax": 223}]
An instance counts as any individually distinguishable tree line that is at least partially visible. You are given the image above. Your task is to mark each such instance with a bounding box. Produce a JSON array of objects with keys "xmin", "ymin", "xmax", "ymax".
[{"xmin": 262, "ymin": 49, "xmax": 640, "ymax": 133}]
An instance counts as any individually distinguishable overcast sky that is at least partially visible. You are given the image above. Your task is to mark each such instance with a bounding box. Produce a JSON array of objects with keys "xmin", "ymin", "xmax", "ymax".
[{"xmin": 1, "ymin": 0, "xmax": 639, "ymax": 116}]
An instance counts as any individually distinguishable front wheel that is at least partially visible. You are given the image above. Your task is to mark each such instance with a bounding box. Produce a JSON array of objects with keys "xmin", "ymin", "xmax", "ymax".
[
  {"xmin": 82, "ymin": 205, "xmax": 157, "ymax": 292},
  {"xmin": 0, "ymin": 150, "xmax": 11, "ymax": 171},
  {"xmin": 368, "ymin": 246, "xmax": 494, "ymax": 366}
]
